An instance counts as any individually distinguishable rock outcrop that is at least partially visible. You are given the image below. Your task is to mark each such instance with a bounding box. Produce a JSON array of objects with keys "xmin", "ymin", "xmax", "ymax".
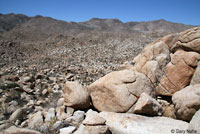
[
  {"xmin": 132, "ymin": 27, "xmax": 200, "ymax": 96},
  {"xmin": 156, "ymin": 49, "xmax": 199, "ymax": 96},
  {"xmin": 88, "ymin": 69, "xmax": 154, "ymax": 112}
]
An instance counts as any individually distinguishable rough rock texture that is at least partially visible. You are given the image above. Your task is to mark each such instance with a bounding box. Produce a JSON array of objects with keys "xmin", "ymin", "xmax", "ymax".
[
  {"xmin": 56, "ymin": 106, "xmax": 72, "ymax": 120},
  {"xmin": 190, "ymin": 62, "xmax": 200, "ymax": 85},
  {"xmin": 132, "ymin": 37, "xmax": 170, "ymax": 84},
  {"xmin": 188, "ymin": 109, "xmax": 200, "ymax": 134},
  {"xmin": 99, "ymin": 112, "xmax": 189, "ymax": 134},
  {"xmin": 131, "ymin": 27, "xmax": 200, "ymax": 97},
  {"xmin": 74, "ymin": 124, "xmax": 111, "ymax": 134},
  {"xmin": 171, "ymin": 27, "xmax": 200, "ymax": 53},
  {"xmin": 133, "ymin": 93, "xmax": 163, "ymax": 116},
  {"xmin": 83, "ymin": 109, "xmax": 105, "ymax": 125},
  {"xmin": 163, "ymin": 104, "xmax": 176, "ymax": 119},
  {"xmin": 64, "ymin": 81, "xmax": 90, "ymax": 110},
  {"xmin": 4, "ymin": 126, "xmax": 41, "ymax": 134},
  {"xmin": 44, "ymin": 108, "xmax": 56, "ymax": 122},
  {"xmin": 9, "ymin": 108, "xmax": 23, "ymax": 122},
  {"xmin": 28, "ymin": 111, "xmax": 44, "ymax": 129},
  {"xmin": 88, "ymin": 69, "xmax": 154, "ymax": 112},
  {"xmin": 65, "ymin": 110, "xmax": 85, "ymax": 126},
  {"xmin": 156, "ymin": 49, "xmax": 200, "ymax": 96},
  {"xmin": 172, "ymin": 84, "xmax": 200, "ymax": 121}
]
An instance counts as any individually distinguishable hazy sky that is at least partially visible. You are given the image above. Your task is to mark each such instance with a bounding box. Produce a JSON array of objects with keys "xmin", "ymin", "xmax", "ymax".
[{"xmin": 0, "ymin": 0, "xmax": 199, "ymax": 25}]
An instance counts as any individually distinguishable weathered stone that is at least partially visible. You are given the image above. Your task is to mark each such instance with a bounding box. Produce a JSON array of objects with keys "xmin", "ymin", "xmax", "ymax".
[
  {"xmin": 42, "ymin": 89, "xmax": 48, "ymax": 95},
  {"xmin": 28, "ymin": 111, "xmax": 44, "ymax": 129},
  {"xmin": 3, "ymin": 81, "xmax": 20, "ymax": 89},
  {"xmin": 99, "ymin": 112, "xmax": 188, "ymax": 134},
  {"xmin": 65, "ymin": 110, "xmax": 85, "ymax": 125},
  {"xmin": 132, "ymin": 38, "xmax": 170, "ymax": 84},
  {"xmin": 74, "ymin": 124, "xmax": 111, "ymax": 134},
  {"xmin": 156, "ymin": 50, "xmax": 200, "ymax": 96},
  {"xmin": 172, "ymin": 84, "xmax": 200, "ymax": 121},
  {"xmin": 133, "ymin": 93, "xmax": 163, "ymax": 116},
  {"xmin": 0, "ymin": 121, "xmax": 12, "ymax": 131},
  {"xmin": 83, "ymin": 109, "xmax": 105, "ymax": 125},
  {"xmin": 190, "ymin": 62, "xmax": 200, "ymax": 85},
  {"xmin": 59, "ymin": 126, "xmax": 76, "ymax": 134},
  {"xmin": 188, "ymin": 109, "xmax": 200, "ymax": 134},
  {"xmin": 57, "ymin": 98, "xmax": 64, "ymax": 107},
  {"xmin": 64, "ymin": 81, "xmax": 90, "ymax": 110},
  {"xmin": 22, "ymin": 76, "xmax": 35, "ymax": 83},
  {"xmin": 9, "ymin": 108, "xmax": 23, "ymax": 122},
  {"xmin": 163, "ymin": 104, "xmax": 176, "ymax": 119},
  {"xmin": 56, "ymin": 106, "xmax": 72, "ymax": 120},
  {"xmin": 4, "ymin": 126, "xmax": 41, "ymax": 134},
  {"xmin": 171, "ymin": 27, "xmax": 200, "ymax": 53},
  {"xmin": 44, "ymin": 108, "xmax": 56, "ymax": 122},
  {"xmin": 88, "ymin": 69, "xmax": 154, "ymax": 112}
]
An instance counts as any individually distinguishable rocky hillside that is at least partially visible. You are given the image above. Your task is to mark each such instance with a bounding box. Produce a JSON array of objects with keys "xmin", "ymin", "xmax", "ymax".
[
  {"xmin": 0, "ymin": 22, "xmax": 200, "ymax": 134},
  {"xmin": 0, "ymin": 13, "xmax": 196, "ymax": 85}
]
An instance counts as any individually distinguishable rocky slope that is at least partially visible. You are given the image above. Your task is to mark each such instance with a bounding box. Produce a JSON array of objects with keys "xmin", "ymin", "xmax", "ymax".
[
  {"xmin": 0, "ymin": 13, "xmax": 196, "ymax": 85},
  {"xmin": 0, "ymin": 20, "xmax": 200, "ymax": 134}
]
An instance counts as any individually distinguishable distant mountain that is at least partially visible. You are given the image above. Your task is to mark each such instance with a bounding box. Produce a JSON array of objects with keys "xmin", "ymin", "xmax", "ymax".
[
  {"xmin": 0, "ymin": 13, "xmax": 30, "ymax": 34},
  {"xmin": 127, "ymin": 19, "xmax": 194, "ymax": 34},
  {"xmin": 0, "ymin": 13, "xmax": 195, "ymax": 41}
]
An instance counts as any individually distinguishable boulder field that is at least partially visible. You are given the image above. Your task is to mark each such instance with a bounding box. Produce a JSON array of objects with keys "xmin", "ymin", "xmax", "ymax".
[{"xmin": 1, "ymin": 27, "xmax": 200, "ymax": 134}]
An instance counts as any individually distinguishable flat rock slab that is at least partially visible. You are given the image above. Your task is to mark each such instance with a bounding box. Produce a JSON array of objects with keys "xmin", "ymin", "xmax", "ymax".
[{"xmin": 99, "ymin": 112, "xmax": 189, "ymax": 134}]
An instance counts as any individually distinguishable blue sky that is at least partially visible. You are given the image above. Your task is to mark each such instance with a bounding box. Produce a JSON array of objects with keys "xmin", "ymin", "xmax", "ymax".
[{"xmin": 0, "ymin": 0, "xmax": 199, "ymax": 25}]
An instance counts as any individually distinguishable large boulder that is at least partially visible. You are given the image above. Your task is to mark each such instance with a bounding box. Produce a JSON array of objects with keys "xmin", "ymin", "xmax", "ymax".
[
  {"xmin": 64, "ymin": 81, "xmax": 90, "ymax": 110},
  {"xmin": 188, "ymin": 109, "xmax": 200, "ymax": 134},
  {"xmin": 156, "ymin": 49, "xmax": 200, "ymax": 96},
  {"xmin": 172, "ymin": 84, "xmax": 200, "ymax": 121},
  {"xmin": 99, "ymin": 112, "xmax": 188, "ymax": 134},
  {"xmin": 88, "ymin": 69, "xmax": 154, "ymax": 112}
]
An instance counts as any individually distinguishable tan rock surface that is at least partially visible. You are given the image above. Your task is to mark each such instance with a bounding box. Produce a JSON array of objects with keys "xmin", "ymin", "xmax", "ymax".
[
  {"xmin": 83, "ymin": 109, "xmax": 106, "ymax": 125},
  {"xmin": 99, "ymin": 112, "xmax": 188, "ymax": 134},
  {"xmin": 191, "ymin": 62, "xmax": 200, "ymax": 85},
  {"xmin": 64, "ymin": 81, "xmax": 90, "ymax": 110},
  {"xmin": 134, "ymin": 93, "xmax": 163, "ymax": 116},
  {"xmin": 28, "ymin": 111, "xmax": 44, "ymax": 129},
  {"xmin": 88, "ymin": 69, "xmax": 154, "ymax": 112},
  {"xmin": 4, "ymin": 126, "xmax": 41, "ymax": 134},
  {"xmin": 156, "ymin": 49, "xmax": 200, "ymax": 96},
  {"xmin": 172, "ymin": 84, "xmax": 200, "ymax": 121},
  {"xmin": 132, "ymin": 39, "xmax": 170, "ymax": 84},
  {"xmin": 171, "ymin": 27, "xmax": 200, "ymax": 53}
]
